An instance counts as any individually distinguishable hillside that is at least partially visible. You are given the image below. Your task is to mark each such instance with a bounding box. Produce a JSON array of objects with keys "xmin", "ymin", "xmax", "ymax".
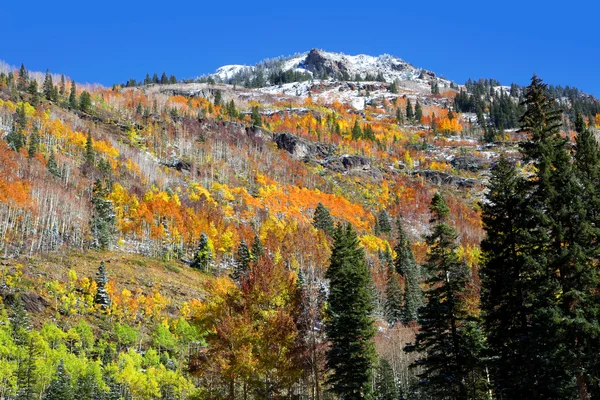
[{"xmin": 0, "ymin": 50, "xmax": 599, "ymax": 399}]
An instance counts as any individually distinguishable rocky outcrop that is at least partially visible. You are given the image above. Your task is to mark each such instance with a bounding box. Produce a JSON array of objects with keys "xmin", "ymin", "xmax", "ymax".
[
  {"xmin": 451, "ymin": 154, "xmax": 488, "ymax": 172},
  {"xmin": 413, "ymin": 170, "xmax": 479, "ymax": 189},
  {"xmin": 304, "ymin": 49, "xmax": 349, "ymax": 77},
  {"xmin": 1, "ymin": 290, "xmax": 50, "ymax": 313},
  {"xmin": 274, "ymin": 133, "xmax": 332, "ymax": 160}
]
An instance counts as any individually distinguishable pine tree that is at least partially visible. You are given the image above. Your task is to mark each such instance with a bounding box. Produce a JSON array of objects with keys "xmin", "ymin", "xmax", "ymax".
[
  {"xmin": 28, "ymin": 126, "xmax": 40, "ymax": 159},
  {"xmin": 375, "ymin": 359, "xmax": 400, "ymax": 400},
  {"xmin": 15, "ymin": 335, "xmax": 37, "ymax": 400},
  {"xmin": 250, "ymin": 234, "xmax": 264, "ymax": 261},
  {"xmin": 69, "ymin": 81, "xmax": 77, "ymax": 109},
  {"xmin": 47, "ymin": 150, "xmax": 61, "ymax": 177},
  {"xmin": 396, "ymin": 108, "xmax": 404, "ymax": 124},
  {"xmin": 43, "ymin": 70, "xmax": 54, "ymax": 100},
  {"xmin": 415, "ymin": 100, "xmax": 423, "ymax": 122},
  {"xmin": 214, "ymin": 89, "xmax": 223, "ymax": 106},
  {"xmin": 232, "ymin": 239, "xmax": 251, "ymax": 283},
  {"xmin": 43, "ymin": 360, "xmax": 74, "ymax": 400},
  {"xmin": 160, "ymin": 72, "xmax": 169, "ymax": 84},
  {"xmin": 17, "ymin": 63, "xmax": 28, "ymax": 91},
  {"xmin": 376, "ymin": 209, "xmax": 392, "ymax": 235},
  {"xmin": 408, "ymin": 193, "xmax": 477, "ymax": 399},
  {"xmin": 94, "ymin": 261, "xmax": 111, "ymax": 309},
  {"xmin": 191, "ymin": 233, "xmax": 212, "ymax": 273},
  {"xmin": 312, "ymin": 202, "xmax": 334, "ymax": 236},
  {"xmin": 79, "ymin": 91, "xmax": 92, "ymax": 113},
  {"xmin": 85, "ymin": 131, "xmax": 95, "ymax": 165},
  {"xmin": 351, "ymin": 119, "xmax": 363, "ymax": 140},
  {"xmin": 389, "ymin": 80, "xmax": 398, "ymax": 94},
  {"xmin": 325, "ymin": 223, "xmax": 376, "ymax": 399},
  {"xmin": 90, "ymin": 179, "xmax": 116, "ymax": 250},
  {"xmin": 406, "ymin": 99, "xmax": 414, "ymax": 120},
  {"xmin": 251, "ymin": 105, "xmax": 262, "ymax": 126},
  {"xmin": 59, "ymin": 75, "xmax": 66, "ymax": 97},
  {"xmin": 384, "ymin": 261, "xmax": 403, "ymax": 326},
  {"xmin": 394, "ymin": 217, "xmax": 421, "ymax": 324}
]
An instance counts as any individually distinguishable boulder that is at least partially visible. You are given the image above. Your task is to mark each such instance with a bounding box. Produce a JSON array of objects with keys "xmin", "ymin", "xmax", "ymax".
[
  {"xmin": 413, "ymin": 170, "xmax": 479, "ymax": 189},
  {"xmin": 274, "ymin": 133, "xmax": 332, "ymax": 160},
  {"xmin": 451, "ymin": 154, "xmax": 488, "ymax": 172}
]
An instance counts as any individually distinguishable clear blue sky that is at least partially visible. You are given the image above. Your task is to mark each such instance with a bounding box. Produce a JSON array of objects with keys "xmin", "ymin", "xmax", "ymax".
[{"xmin": 1, "ymin": 0, "xmax": 598, "ymax": 96}]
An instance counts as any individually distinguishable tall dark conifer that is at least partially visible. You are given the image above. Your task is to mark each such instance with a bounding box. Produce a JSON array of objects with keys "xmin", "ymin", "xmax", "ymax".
[
  {"xmin": 394, "ymin": 217, "xmax": 421, "ymax": 324},
  {"xmin": 325, "ymin": 223, "xmax": 376, "ymax": 399}
]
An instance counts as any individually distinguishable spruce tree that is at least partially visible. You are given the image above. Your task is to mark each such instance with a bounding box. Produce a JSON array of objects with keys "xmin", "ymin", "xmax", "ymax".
[
  {"xmin": 43, "ymin": 360, "xmax": 74, "ymax": 400},
  {"xmin": 90, "ymin": 179, "xmax": 116, "ymax": 250},
  {"xmin": 43, "ymin": 70, "xmax": 54, "ymax": 100},
  {"xmin": 69, "ymin": 81, "xmax": 77, "ymax": 109},
  {"xmin": 59, "ymin": 75, "xmax": 66, "ymax": 97},
  {"xmin": 94, "ymin": 261, "xmax": 111, "ymax": 309},
  {"xmin": 312, "ymin": 202, "xmax": 334, "ymax": 236},
  {"xmin": 28, "ymin": 126, "xmax": 40, "ymax": 159},
  {"xmin": 394, "ymin": 217, "xmax": 421, "ymax": 324},
  {"xmin": 406, "ymin": 99, "xmax": 414, "ymax": 120},
  {"xmin": 408, "ymin": 193, "xmax": 477, "ymax": 399},
  {"xmin": 384, "ymin": 261, "xmax": 403, "ymax": 326},
  {"xmin": 250, "ymin": 234, "xmax": 264, "ymax": 261},
  {"xmin": 79, "ymin": 91, "xmax": 92, "ymax": 113},
  {"xmin": 47, "ymin": 150, "xmax": 61, "ymax": 177},
  {"xmin": 325, "ymin": 223, "xmax": 376, "ymax": 399},
  {"xmin": 415, "ymin": 100, "xmax": 423, "ymax": 122},
  {"xmin": 351, "ymin": 119, "xmax": 363, "ymax": 140},
  {"xmin": 375, "ymin": 359, "xmax": 400, "ymax": 400},
  {"xmin": 376, "ymin": 210, "xmax": 392, "ymax": 235},
  {"xmin": 85, "ymin": 131, "xmax": 95, "ymax": 165},
  {"xmin": 251, "ymin": 105, "xmax": 262, "ymax": 127},
  {"xmin": 232, "ymin": 239, "xmax": 251, "ymax": 283},
  {"xmin": 213, "ymin": 89, "xmax": 223, "ymax": 106},
  {"xmin": 191, "ymin": 233, "xmax": 212, "ymax": 273}
]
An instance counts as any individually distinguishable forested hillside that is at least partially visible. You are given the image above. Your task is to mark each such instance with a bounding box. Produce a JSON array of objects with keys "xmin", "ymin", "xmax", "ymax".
[{"xmin": 0, "ymin": 53, "xmax": 599, "ymax": 399}]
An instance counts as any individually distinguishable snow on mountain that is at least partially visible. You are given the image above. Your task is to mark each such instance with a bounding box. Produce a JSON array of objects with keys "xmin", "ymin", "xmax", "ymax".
[{"xmin": 214, "ymin": 64, "xmax": 254, "ymax": 81}]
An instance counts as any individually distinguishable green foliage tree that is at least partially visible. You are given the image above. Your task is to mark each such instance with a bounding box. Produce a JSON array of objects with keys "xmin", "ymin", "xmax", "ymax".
[
  {"xmin": 351, "ymin": 119, "xmax": 362, "ymax": 140},
  {"xmin": 213, "ymin": 89, "xmax": 223, "ymax": 106},
  {"xmin": 232, "ymin": 239, "xmax": 251, "ymax": 283},
  {"xmin": 251, "ymin": 105, "xmax": 262, "ymax": 127},
  {"xmin": 43, "ymin": 70, "xmax": 54, "ymax": 101},
  {"xmin": 312, "ymin": 202, "xmax": 334, "ymax": 236},
  {"xmin": 94, "ymin": 261, "xmax": 111, "ymax": 309},
  {"xmin": 389, "ymin": 81, "xmax": 398, "ymax": 94},
  {"xmin": 325, "ymin": 223, "xmax": 376, "ymax": 399},
  {"xmin": 90, "ymin": 179, "xmax": 116, "ymax": 250},
  {"xmin": 69, "ymin": 82, "xmax": 77, "ymax": 109},
  {"xmin": 375, "ymin": 359, "xmax": 399, "ymax": 400},
  {"xmin": 191, "ymin": 233, "xmax": 212, "ymax": 273},
  {"xmin": 47, "ymin": 150, "xmax": 61, "ymax": 177},
  {"xmin": 415, "ymin": 100, "xmax": 423, "ymax": 122},
  {"xmin": 250, "ymin": 234, "xmax": 264, "ymax": 261},
  {"xmin": 394, "ymin": 217, "xmax": 421, "ymax": 324},
  {"xmin": 408, "ymin": 193, "xmax": 479, "ymax": 399},
  {"xmin": 85, "ymin": 131, "xmax": 95, "ymax": 165},
  {"xmin": 27, "ymin": 126, "xmax": 40, "ymax": 159},
  {"xmin": 384, "ymin": 261, "xmax": 403, "ymax": 326},
  {"xmin": 42, "ymin": 360, "xmax": 74, "ymax": 400},
  {"xmin": 79, "ymin": 91, "xmax": 92, "ymax": 113},
  {"xmin": 406, "ymin": 99, "xmax": 414, "ymax": 120}
]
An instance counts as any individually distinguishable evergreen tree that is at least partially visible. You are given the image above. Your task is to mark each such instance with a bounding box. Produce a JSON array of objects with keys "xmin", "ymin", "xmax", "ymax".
[
  {"xmin": 375, "ymin": 359, "xmax": 400, "ymax": 400},
  {"xmin": 85, "ymin": 131, "xmax": 95, "ymax": 165},
  {"xmin": 415, "ymin": 100, "xmax": 423, "ymax": 122},
  {"xmin": 79, "ymin": 91, "xmax": 92, "ymax": 112},
  {"xmin": 90, "ymin": 179, "xmax": 116, "ymax": 250},
  {"xmin": 312, "ymin": 202, "xmax": 334, "ymax": 236},
  {"xmin": 384, "ymin": 261, "xmax": 403, "ymax": 326},
  {"xmin": 43, "ymin": 70, "xmax": 54, "ymax": 100},
  {"xmin": 251, "ymin": 105, "xmax": 262, "ymax": 126},
  {"xmin": 389, "ymin": 80, "xmax": 398, "ymax": 94},
  {"xmin": 6, "ymin": 122, "xmax": 26, "ymax": 152},
  {"xmin": 408, "ymin": 193, "xmax": 477, "ymax": 399},
  {"xmin": 406, "ymin": 99, "xmax": 414, "ymax": 120},
  {"xmin": 28, "ymin": 126, "xmax": 40, "ymax": 159},
  {"xmin": 376, "ymin": 209, "xmax": 392, "ymax": 235},
  {"xmin": 394, "ymin": 217, "xmax": 421, "ymax": 324},
  {"xmin": 43, "ymin": 360, "xmax": 74, "ymax": 400},
  {"xmin": 232, "ymin": 239, "xmax": 251, "ymax": 283},
  {"xmin": 325, "ymin": 223, "xmax": 376, "ymax": 399},
  {"xmin": 15, "ymin": 335, "xmax": 37, "ymax": 400},
  {"xmin": 59, "ymin": 74, "xmax": 66, "ymax": 96},
  {"xmin": 351, "ymin": 119, "xmax": 363, "ymax": 140},
  {"xmin": 191, "ymin": 233, "xmax": 212, "ymax": 273},
  {"xmin": 213, "ymin": 89, "xmax": 223, "ymax": 106},
  {"xmin": 226, "ymin": 99, "xmax": 237, "ymax": 119},
  {"xmin": 47, "ymin": 150, "xmax": 61, "ymax": 177},
  {"xmin": 69, "ymin": 81, "xmax": 77, "ymax": 108},
  {"xmin": 28, "ymin": 80, "xmax": 40, "ymax": 106},
  {"xmin": 250, "ymin": 234, "xmax": 264, "ymax": 261},
  {"xmin": 396, "ymin": 108, "xmax": 404, "ymax": 124},
  {"xmin": 94, "ymin": 261, "xmax": 111, "ymax": 309},
  {"xmin": 160, "ymin": 72, "xmax": 169, "ymax": 84}
]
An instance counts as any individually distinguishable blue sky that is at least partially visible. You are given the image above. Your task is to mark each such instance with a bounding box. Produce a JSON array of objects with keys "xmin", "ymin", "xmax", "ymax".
[{"xmin": 1, "ymin": 0, "xmax": 598, "ymax": 96}]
